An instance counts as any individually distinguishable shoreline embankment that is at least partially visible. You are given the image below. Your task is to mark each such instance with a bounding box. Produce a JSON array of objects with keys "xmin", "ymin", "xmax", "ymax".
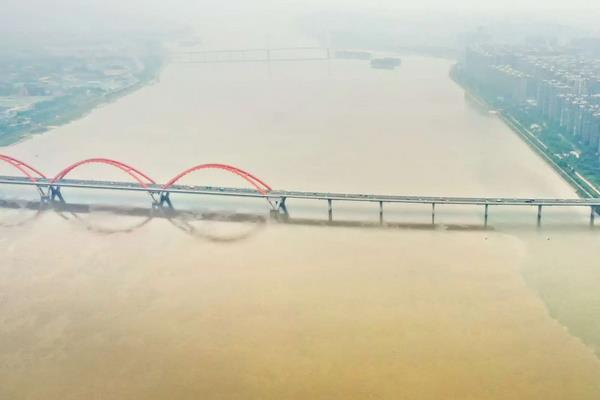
[{"xmin": 450, "ymin": 65, "xmax": 600, "ymax": 200}]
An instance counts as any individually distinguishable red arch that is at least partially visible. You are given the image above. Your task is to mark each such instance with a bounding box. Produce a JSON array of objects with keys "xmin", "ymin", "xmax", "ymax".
[
  {"xmin": 51, "ymin": 158, "xmax": 156, "ymax": 189},
  {"xmin": 163, "ymin": 164, "xmax": 272, "ymax": 195},
  {"xmin": 0, "ymin": 154, "xmax": 47, "ymax": 182}
]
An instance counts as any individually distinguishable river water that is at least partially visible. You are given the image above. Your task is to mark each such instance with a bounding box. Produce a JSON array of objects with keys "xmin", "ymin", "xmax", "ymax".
[{"xmin": 1, "ymin": 53, "xmax": 600, "ymax": 399}]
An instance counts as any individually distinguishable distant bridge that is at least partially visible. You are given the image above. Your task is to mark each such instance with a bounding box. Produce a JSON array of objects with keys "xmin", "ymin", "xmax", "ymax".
[
  {"xmin": 173, "ymin": 46, "xmax": 330, "ymax": 63},
  {"xmin": 1, "ymin": 155, "xmax": 599, "ymax": 226}
]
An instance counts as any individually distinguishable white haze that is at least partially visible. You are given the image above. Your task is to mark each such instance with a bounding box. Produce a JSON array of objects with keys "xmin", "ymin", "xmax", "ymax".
[{"xmin": 2, "ymin": 0, "xmax": 599, "ymax": 36}]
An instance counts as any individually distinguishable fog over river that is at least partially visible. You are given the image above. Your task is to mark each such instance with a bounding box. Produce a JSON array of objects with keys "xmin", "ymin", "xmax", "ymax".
[{"xmin": 1, "ymin": 50, "xmax": 600, "ymax": 399}]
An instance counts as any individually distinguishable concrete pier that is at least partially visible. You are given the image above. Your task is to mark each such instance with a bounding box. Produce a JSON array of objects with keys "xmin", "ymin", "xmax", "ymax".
[{"xmin": 484, "ymin": 204, "xmax": 489, "ymax": 227}]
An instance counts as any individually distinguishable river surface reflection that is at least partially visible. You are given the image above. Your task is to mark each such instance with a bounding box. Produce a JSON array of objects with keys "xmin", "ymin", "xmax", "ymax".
[{"xmin": 1, "ymin": 54, "xmax": 600, "ymax": 399}]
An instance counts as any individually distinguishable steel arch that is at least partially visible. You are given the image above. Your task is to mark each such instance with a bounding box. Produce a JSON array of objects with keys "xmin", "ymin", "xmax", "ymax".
[
  {"xmin": 163, "ymin": 164, "xmax": 272, "ymax": 195},
  {"xmin": 51, "ymin": 158, "xmax": 156, "ymax": 189},
  {"xmin": 0, "ymin": 154, "xmax": 47, "ymax": 182}
]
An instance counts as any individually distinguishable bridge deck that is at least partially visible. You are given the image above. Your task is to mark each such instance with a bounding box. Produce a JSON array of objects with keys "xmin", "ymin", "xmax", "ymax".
[{"xmin": 1, "ymin": 176, "xmax": 599, "ymax": 207}]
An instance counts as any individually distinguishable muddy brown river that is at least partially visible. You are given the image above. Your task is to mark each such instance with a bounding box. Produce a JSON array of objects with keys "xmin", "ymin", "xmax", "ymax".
[{"xmin": 1, "ymin": 54, "xmax": 600, "ymax": 399}]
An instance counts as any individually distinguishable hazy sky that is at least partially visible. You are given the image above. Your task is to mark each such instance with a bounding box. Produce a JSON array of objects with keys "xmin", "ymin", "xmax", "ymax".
[
  {"xmin": 2, "ymin": 0, "xmax": 598, "ymax": 40},
  {"xmin": 4, "ymin": 0, "xmax": 599, "ymax": 22}
]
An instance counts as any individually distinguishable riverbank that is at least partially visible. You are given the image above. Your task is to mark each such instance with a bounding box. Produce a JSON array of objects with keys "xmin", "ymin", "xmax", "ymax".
[
  {"xmin": 0, "ymin": 54, "xmax": 165, "ymax": 147},
  {"xmin": 450, "ymin": 65, "xmax": 600, "ymax": 200}
]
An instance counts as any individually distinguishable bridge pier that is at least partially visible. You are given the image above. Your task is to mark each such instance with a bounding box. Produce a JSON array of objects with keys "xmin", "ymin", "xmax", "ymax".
[
  {"xmin": 328, "ymin": 199, "xmax": 333, "ymax": 222},
  {"xmin": 50, "ymin": 187, "xmax": 65, "ymax": 203},
  {"xmin": 35, "ymin": 185, "xmax": 49, "ymax": 203},
  {"xmin": 591, "ymin": 206, "xmax": 596, "ymax": 226},
  {"xmin": 432, "ymin": 203, "xmax": 436, "ymax": 225},
  {"xmin": 484, "ymin": 204, "xmax": 489, "ymax": 227},
  {"xmin": 157, "ymin": 192, "xmax": 173, "ymax": 209},
  {"xmin": 379, "ymin": 201, "xmax": 383, "ymax": 225},
  {"xmin": 537, "ymin": 205, "xmax": 543, "ymax": 226},
  {"xmin": 270, "ymin": 197, "xmax": 289, "ymax": 221},
  {"xmin": 277, "ymin": 197, "xmax": 288, "ymax": 216}
]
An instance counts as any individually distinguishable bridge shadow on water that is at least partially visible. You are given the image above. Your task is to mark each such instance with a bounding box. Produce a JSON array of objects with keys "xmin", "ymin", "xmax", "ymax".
[
  {"xmin": 0, "ymin": 199, "xmax": 598, "ymax": 242},
  {"xmin": 0, "ymin": 199, "xmax": 269, "ymax": 243}
]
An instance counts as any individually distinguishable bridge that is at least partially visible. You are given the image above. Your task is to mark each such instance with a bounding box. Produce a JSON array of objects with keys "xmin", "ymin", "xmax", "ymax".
[
  {"xmin": 1, "ymin": 155, "xmax": 599, "ymax": 226},
  {"xmin": 173, "ymin": 47, "xmax": 330, "ymax": 64}
]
